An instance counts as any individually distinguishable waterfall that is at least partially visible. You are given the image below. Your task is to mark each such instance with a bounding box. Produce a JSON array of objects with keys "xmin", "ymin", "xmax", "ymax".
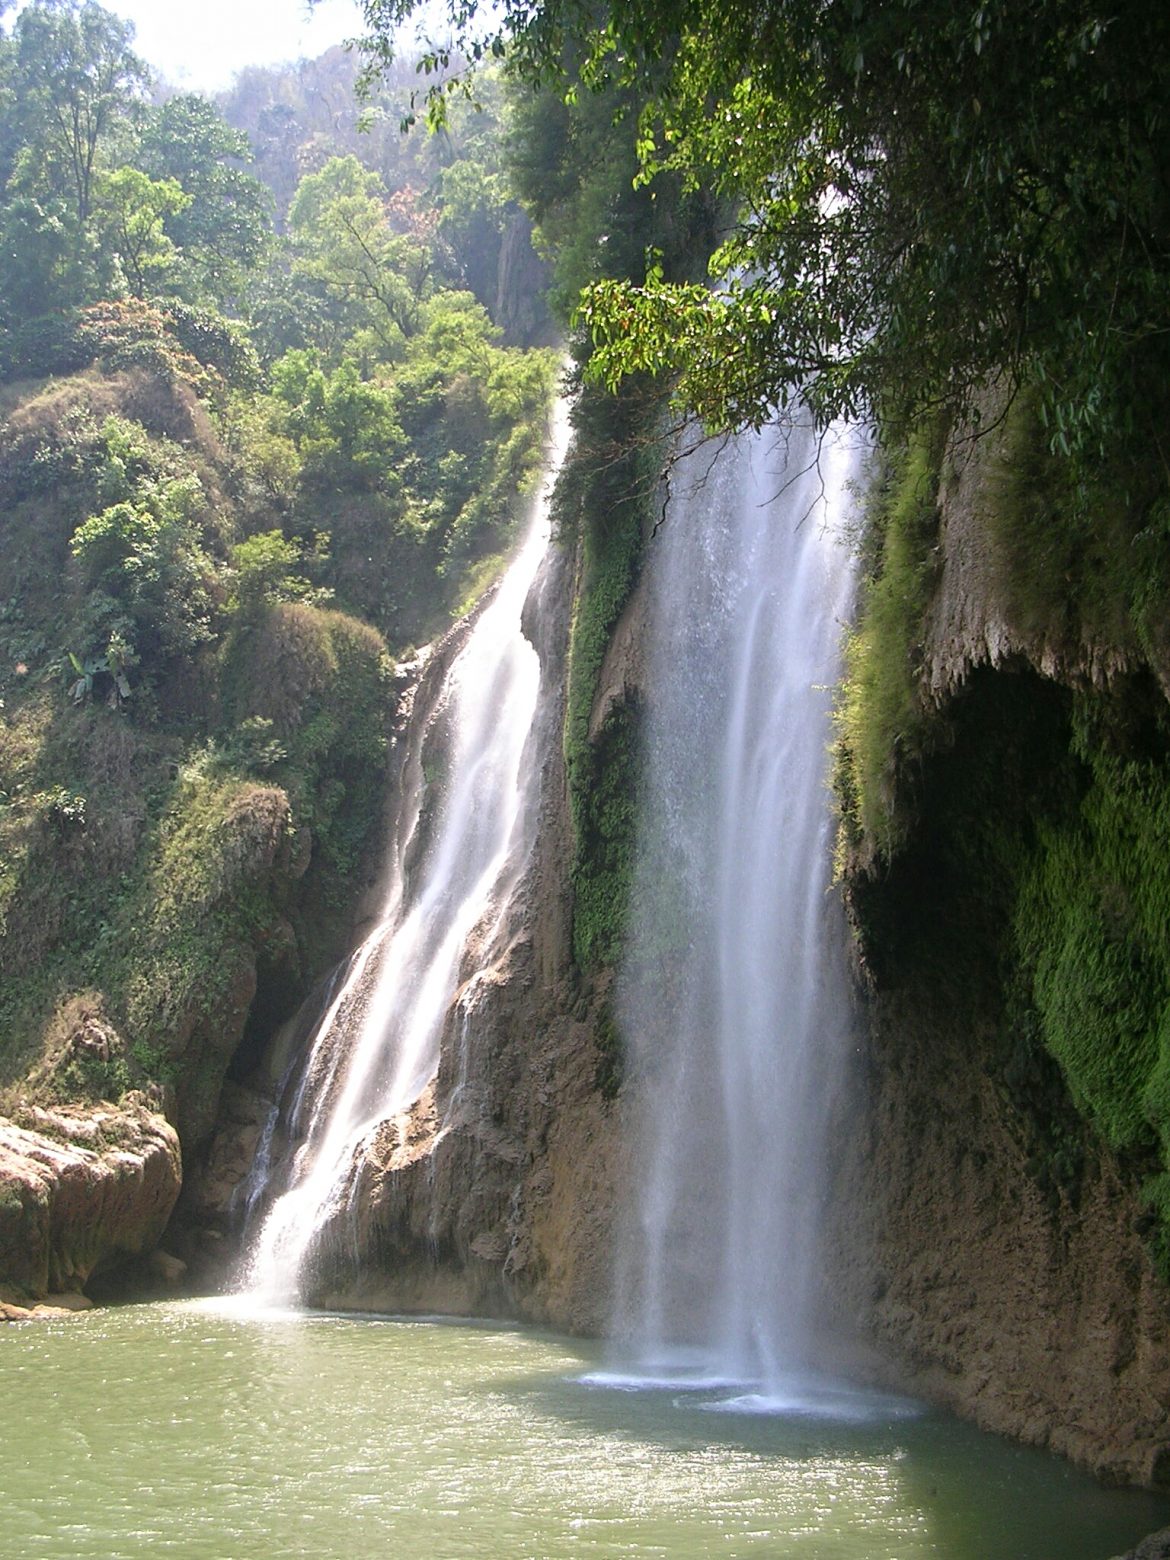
[
  {"xmin": 240, "ymin": 397, "xmax": 570, "ymax": 1304},
  {"xmin": 611, "ymin": 415, "xmax": 861, "ymax": 1400}
]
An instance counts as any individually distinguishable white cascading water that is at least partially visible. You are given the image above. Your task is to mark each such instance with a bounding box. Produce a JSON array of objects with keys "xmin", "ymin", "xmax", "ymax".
[
  {"xmin": 242, "ymin": 397, "xmax": 570, "ymax": 1303},
  {"xmin": 609, "ymin": 415, "xmax": 862, "ymax": 1408}
]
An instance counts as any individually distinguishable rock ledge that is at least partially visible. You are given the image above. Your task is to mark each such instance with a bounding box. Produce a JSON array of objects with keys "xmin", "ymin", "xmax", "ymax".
[{"xmin": 0, "ymin": 1098, "xmax": 181, "ymax": 1300}]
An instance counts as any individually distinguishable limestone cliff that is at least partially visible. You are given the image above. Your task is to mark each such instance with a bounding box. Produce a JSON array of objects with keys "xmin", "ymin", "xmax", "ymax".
[
  {"xmin": 495, "ymin": 209, "xmax": 555, "ymax": 350},
  {"xmin": 202, "ymin": 387, "xmax": 1170, "ymax": 1495},
  {"xmin": 826, "ymin": 406, "xmax": 1170, "ymax": 1487}
]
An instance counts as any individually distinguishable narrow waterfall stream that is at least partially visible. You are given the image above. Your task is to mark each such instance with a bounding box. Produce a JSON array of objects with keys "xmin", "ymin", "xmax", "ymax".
[
  {"xmin": 610, "ymin": 416, "xmax": 862, "ymax": 1404},
  {"xmin": 241, "ymin": 398, "xmax": 570, "ymax": 1303}
]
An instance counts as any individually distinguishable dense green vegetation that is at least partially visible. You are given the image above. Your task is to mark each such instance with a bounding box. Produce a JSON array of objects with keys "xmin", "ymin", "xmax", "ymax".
[
  {"xmin": 834, "ymin": 422, "xmax": 945, "ymax": 864},
  {"xmin": 362, "ymin": 0, "xmax": 1170, "ymax": 478},
  {"xmin": 0, "ymin": 1, "xmax": 556, "ymax": 1136},
  {"xmin": 1019, "ymin": 723, "xmax": 1170, "ymax": 1178},
  {"xmin": 0, "ymin": 366, "xmax": 388, "ymax": 1132}
]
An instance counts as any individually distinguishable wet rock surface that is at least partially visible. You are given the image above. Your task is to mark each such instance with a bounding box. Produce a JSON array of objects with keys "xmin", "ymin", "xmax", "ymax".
[{"xmin": 824, "ymin": 984, "xmax": 1170, "ymax": 1487}]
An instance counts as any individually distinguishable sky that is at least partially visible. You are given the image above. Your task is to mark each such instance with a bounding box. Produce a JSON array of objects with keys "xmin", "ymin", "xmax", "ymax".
[{"xmin": 87, "ymin": 0, "xmax": 369, "ymax": 93}]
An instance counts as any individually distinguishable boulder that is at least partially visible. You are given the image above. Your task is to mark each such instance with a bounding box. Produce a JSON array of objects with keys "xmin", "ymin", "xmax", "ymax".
[
  {"xmin": 1112, "ymin": 1532, "xmax": 1170, "ymax": 1560},
  {"xmin": 146, "ymin": 1249, "xmax": 187, "ymax": 1286},
  {"xmin": 0, "ymin": 1097, "xmax": 181, "ymax": 1301}
]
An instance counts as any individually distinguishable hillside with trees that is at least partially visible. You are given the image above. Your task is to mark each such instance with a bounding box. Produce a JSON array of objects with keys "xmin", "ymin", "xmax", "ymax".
[{"xmin": 0, "ymin": 0, "xmax": 556, "ymax": 1160}]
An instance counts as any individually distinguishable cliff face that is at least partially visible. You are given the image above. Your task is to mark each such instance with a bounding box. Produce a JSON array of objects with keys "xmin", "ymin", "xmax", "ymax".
[
  {"xmin": 305, "ymin": 537, "xmax": 627, "ymax": 1330},
  {"xmin": 825, "ymin": 411, "xmax": 1170, "ymax": 1487},
  {"xmin": 495, "ymin": 209, "xmax": 556, "ymax": 350},
  {"xmin": 205, "ymin": 396, "xmax": 1170, "ymax": 1489},
  {"xmin": 826, "ymin": 981, "xmax": 1170, "ymax": 1487},
  {"xmin": 920, "ymin": 407, "xmax": 1165, "ymax": 700}
]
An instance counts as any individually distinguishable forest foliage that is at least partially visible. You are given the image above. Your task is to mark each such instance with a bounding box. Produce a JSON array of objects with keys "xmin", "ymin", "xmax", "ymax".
[
  {"xmin": 359, "ymin": 0, "xmax": 1169, "ymax": 489},
  {"xmin": 0, "ymin": 0, "xmax": 556, "ymax": 1124}
]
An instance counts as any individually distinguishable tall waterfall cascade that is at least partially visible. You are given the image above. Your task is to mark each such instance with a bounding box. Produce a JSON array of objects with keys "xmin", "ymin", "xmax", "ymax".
[
  {"xmin": 612, "ymin": 416, "xmax": 862, "ymax": 1404},
  {"xmin": 241, "ymin": 397, "xmax": 571, "ymax": 1303}
]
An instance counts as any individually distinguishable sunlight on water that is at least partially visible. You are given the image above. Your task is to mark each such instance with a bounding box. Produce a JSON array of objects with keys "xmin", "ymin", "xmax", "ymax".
[
  {"xmin": 578, "ymin": 1366, "xmax": 921, "ymax": 1425},
  {"xmin": 0, "ymin": 1303, "xmax": 1164, "ymax": 1560}
]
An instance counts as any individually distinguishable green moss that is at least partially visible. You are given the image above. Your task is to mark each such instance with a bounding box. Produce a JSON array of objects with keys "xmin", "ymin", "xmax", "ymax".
[
  {"xmin": 0, "ymin": 730, "xmax": 294, "ymax": 1124},
  {"xmin": 1143, "ymin": 1008, "xmax": 1170, "ymax": 1157},
  {"xmin": 836, "ymin": 422, "xmax": 944, "ymax": 861},
  {"xmin": 50, "ymin": 1047, "xmax": 131, "ymax": 1107},
  {"xmin": 0, "ymin": 697, "xmax": 178, "ymax": 1087},
  {"xmin": 846, "ymin": 658, "xmax": 1170, "ymax": 1270},
  {"xmin": 593, "ymin": 1004, "xmax": 624, "ymax": 1101},
  {"xmin": 571, "ymin": 701, "xmax": 641, "ymax": 972},
  {"xmin": 557, "ymin": 377, "xmax": 658, "ymax": 975},
  {"xmin": 118, "ymin": 774, "xmax": 290, "ymax": 1039},
  {"xmin": 1015, "ymin": 720, "xmax": 1170, "ymax": 1164},
  {"xmin": 219, "ymin": 600, "xmax": 393, "ymax": 965},
  {"xmin": 560, "ymin": 384, "xmax": 649, "ymax": 811},
  {"xmin": 976, "ymin": 389, "xmax": 1165, "ymax": 658}
]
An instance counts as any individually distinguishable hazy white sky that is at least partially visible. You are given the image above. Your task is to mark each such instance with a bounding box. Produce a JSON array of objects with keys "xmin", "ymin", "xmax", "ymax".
[{"xmin": 96, "ymin": 0, "xmax": 368, "ymax": 92}]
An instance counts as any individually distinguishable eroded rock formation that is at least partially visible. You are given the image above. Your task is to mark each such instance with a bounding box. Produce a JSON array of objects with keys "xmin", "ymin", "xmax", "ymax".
[
  {"xmin": 824, "ymin": 411, "xmax": 1170, "ymax": 1487},
  {"xmin": 0, "ymin": 1097, "xmax": 180, "ymax": 1302},
  {"xmin": 825, "ymin": 986, "xmax": 1170, "ymax": 1487}
]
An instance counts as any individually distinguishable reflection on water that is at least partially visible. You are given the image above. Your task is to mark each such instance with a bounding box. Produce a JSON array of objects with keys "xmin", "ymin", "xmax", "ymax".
[
  {"xmin": 0, "ymin": 1301, "xmax": 1164, "ymax": 1559},
  {"xmin": 581, "ymin": 1362, "xmax": 921, "ymax": 1424}
]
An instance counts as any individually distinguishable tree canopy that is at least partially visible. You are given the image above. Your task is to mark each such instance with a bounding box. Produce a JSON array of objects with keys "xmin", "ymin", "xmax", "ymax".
[
  {"xmin": 0, "ymin": 0, "xmax": 559, "ymax": 658},
  {"xmin": 0, "ymin": 1, "xmax": 272, "ymax": 321},
  {"xmin": 356, "ymin": 0, "xmax": 1170, "ymax": 471}
]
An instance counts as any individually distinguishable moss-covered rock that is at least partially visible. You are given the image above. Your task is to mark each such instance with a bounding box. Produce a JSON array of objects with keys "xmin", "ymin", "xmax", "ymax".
[
  {"xmin": 557, "ymin": 377, "xmax": 660, "ymax": 977},
  {"xmin": 0, "ymin": 360, "xmax": 395, "ymax": 1181},
  {"xmin": 837, "ymin": 394, "xmax": 1170, "ymax": 1275}
]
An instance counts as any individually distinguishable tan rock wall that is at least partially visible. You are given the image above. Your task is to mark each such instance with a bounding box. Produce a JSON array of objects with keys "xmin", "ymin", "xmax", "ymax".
[
  {"xmin": 0, "ymin": 1098, "xmax": 181, "ymax": 1300},
  {"xmin": 821, "ymin": 984, "xmax": 1170, "ymax": 1487},
  {"xmin": 923, "ymin": 408, "xmax": 1136, "ymax": 700}
]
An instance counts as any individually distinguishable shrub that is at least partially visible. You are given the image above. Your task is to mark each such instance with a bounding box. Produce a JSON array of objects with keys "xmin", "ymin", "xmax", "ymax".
[{"xmin": 70, "ymin": 473, "xmax": 216, "ymax": 665}]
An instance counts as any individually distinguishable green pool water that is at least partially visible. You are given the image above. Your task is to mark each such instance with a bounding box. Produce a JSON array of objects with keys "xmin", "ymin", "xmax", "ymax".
[{"xmin": 0, "ymin": 1300, "xmax": 1164, "ymax": 1559}]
